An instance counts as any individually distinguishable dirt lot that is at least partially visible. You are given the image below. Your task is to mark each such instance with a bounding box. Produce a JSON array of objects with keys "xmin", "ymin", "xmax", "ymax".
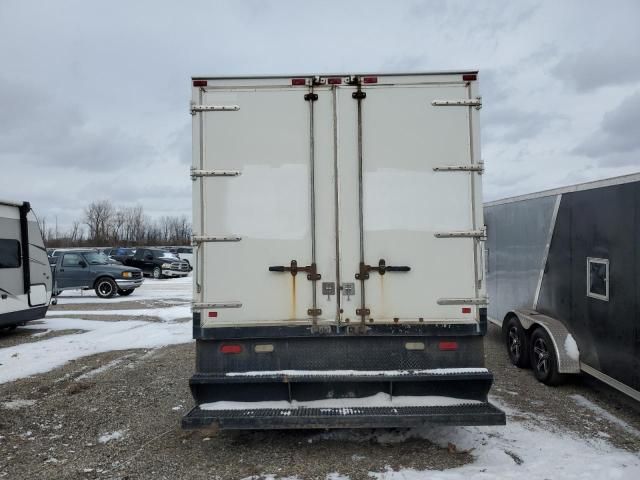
[{"xmin": 1, "ymin": 288, "xmax": 639, "ymax": 479}]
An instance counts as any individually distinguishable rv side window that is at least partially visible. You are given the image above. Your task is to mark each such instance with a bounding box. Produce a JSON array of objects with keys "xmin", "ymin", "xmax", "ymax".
[
  {"xmin": 0, "ymin": 239, "xmax": 21, "ymax": 268},
  {"xmin": 587, "ymin": 257, "xmax": 609, "ymax": 301}
]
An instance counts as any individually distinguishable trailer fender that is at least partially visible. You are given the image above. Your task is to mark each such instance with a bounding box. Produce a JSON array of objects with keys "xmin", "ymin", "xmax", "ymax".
[{"xmin": 511, "ymin": 309, "xmax": 581, "ymax": 374}]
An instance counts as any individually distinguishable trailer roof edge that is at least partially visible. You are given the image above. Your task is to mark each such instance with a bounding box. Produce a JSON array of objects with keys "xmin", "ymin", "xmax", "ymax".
[
  {"xmin": 191, "ymin": 70, "xmax": 479, "ymax": 80},
  {"xmin": 484, "ymin": 171, "xmax": 640, "ymax": 207},
  {"xmin": 0, "ymin": 199, "xmax": 26, "ymax": 208}
]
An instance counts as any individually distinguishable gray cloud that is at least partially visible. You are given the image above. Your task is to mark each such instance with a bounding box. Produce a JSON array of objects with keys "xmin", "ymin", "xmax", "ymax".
[
  {"xmin": 552, "ymin": 49, "xmax": 640, "ymax": 92},
  {"xmin": 574, "ymin": 91, "xmax": 640, "ymax": 162}
]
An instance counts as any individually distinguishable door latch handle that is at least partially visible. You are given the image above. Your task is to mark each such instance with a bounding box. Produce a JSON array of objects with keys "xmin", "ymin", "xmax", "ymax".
[
  {"xmin": 269, "ymin": 260, "xmax": 321, "ymax": 280},
  {"xmin": 356, "ymin": 259, "xmax": 410, "ymax": 279}
]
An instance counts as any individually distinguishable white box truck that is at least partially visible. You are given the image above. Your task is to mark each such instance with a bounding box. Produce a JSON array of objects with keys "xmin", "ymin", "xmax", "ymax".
[{"xmin": 183, "ymin": 72, "xmax": 505, "ymax": 429}]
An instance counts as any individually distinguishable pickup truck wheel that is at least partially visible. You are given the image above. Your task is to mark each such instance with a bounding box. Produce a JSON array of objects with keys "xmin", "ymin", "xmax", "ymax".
[
  {"xmin": 95, "ymin": 278, "xmax": 117, "ymax": 298},
  {"xmin": 504, "ymin": 316, "xmax": 529, "ymax": 368},
  {"xmin": 530, "ymin": 327, "xmax": 566, "ymax": 386},
  {"xmin": 117, "ymin": 289, "xmax": 134, "ymax": 296},
  {"xmin": 152, "ymin": 267, "xmax": 162, "ymax": 279}
]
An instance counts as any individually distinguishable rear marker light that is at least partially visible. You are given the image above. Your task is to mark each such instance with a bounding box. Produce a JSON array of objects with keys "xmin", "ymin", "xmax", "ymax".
[
  {"xmin": 291, "ymin": 78, "xmax": 306, "ymax": 86},
  {"xmin": 327, "ymin": 77, "xmax": 342, "ymax": 85},
  {"xmin": 362, "ymin": 76, "xmax": 378, "ymax": 84},
  {"xmin": 193, "ymin": 80, "xmax": 207, "ymax": 87},
  {"xmin": 208, "ymin": 311, "xmax": 218, "ymax": 318},
  {"xmin": 405, "ymin": 342, "xmax": 425, "ymax": 351},
  {"xmin": 220, "ymin": 344, "xmax": 242, "ymax": 354},
  {"xmin": 439, "ymin": 341, "xmax": 458, "ymax": 351},
  {"xmin": 255, "ymin": 344, "xmax": 274, "ymax": 353},
  {"xmin": 462, "ymin": 307, "xmax": 471, "ymax": 314},
  {"xmin": 462, "ymin": 74, "xmax": 477, "ymax": 81}
]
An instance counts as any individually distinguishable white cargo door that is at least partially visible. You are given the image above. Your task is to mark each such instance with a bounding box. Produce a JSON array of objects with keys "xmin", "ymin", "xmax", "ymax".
[
  {"xmin": 337, "ymin": 83, "xmax": 480, "ymax": 323},
  {"xmin": 194, "ymin": 86, "xmax": 337, "ymax": 326}
]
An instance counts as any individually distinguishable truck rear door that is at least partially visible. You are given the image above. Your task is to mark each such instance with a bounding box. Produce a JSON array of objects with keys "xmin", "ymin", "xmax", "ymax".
[{"xmin": 193, "ymin": 74, "xmax": 483, "ymax": 329}]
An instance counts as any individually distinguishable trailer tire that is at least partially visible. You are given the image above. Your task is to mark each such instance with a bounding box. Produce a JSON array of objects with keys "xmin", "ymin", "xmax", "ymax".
[
  {"xmin": 152, "ymin": 267, "xmax": 162, "ymax": 279},
  {"xmin": 95, "ymin": 277, "xmax": 117, "ymax": 298},
  {"xmin": 117, "ymin": 289, "xmax": 134, "ymax": 296},
  {"xmin": 504, "ymin": 316, "xmax": 529, "ymax": 368},
  {"xmin": 530, "ymin": 327, "xmax": 566, "ymax": 386}
]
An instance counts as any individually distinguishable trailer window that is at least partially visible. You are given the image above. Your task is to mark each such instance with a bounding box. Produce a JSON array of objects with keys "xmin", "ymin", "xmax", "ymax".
[
  {"xmin": 587, "ymin": 257, "xmax": 609, "ymax": 301},
  {"xmin": 0, "ymin": 239, "xmax": 21, "ymax": 268}
]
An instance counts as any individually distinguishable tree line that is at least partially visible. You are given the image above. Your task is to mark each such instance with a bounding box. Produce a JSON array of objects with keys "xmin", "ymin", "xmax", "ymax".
[{"xmin": 38, "ymin": 200, "xmax": 192, "ymax": 248}]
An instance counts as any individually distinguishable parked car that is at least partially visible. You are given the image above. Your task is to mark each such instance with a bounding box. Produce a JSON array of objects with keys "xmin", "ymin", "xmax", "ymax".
[
  {"xmin": 124, "ymin": 248, "xmax": 190, "ymax": 279},
  {"xmin": 51, "ymin": 250, "xmax": 143, "ymax": 298},
  {"xmin": 166, "ymin": 246, "xmax": 193, "ymax": 269},
  {"xmin": 105, "ymin": 247, "xmax": 136, "ymax": 265}
]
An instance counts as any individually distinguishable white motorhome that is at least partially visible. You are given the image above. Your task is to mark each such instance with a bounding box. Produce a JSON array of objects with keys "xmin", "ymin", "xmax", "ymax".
[
  {"xmin": 0, "ymin": 200, "xmax": 52, "ymax": 329},
  {"xmin": 184, "ymin": 72, "xmax": 504, "ymax": 429}
]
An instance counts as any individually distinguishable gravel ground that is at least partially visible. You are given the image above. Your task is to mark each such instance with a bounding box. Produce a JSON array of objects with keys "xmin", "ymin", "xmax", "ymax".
[{"xmin": 1, "ymin": 310, "xmax": 639, "ymax": 479}]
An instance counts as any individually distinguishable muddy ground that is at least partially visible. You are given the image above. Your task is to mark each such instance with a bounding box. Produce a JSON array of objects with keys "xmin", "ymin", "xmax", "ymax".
[{"xmin": 1, "ymin": 299, "xmax": 639, "ymax": 479}]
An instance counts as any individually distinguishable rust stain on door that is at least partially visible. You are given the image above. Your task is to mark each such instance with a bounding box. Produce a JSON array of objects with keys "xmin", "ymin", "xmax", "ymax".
[{"xmin": 290, "ymin": 275, "xmax": 297, "ymax": 319}]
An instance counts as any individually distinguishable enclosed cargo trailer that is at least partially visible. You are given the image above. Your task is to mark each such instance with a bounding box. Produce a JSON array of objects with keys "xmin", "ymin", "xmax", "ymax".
[
  {"xmin": 0, "ymin": 200, "xmax": 52, "ymax": 329},
  {"xmin": 183, "ymin": 72, "xmax": 505, "ymax": 429},
  {"xmin": 485, "ymin": 173, "xmax": 640, "ymax": 401}
]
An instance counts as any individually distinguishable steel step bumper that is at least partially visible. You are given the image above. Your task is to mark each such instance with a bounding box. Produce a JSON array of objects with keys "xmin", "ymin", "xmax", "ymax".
[{"xmin": 182, "ymin": 402, "xmax": 506, "ymax": 430}]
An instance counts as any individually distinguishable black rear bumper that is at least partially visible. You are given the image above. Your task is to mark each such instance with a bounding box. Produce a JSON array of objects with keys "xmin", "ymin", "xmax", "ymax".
[{"xmin": 182, "ymin": 402, "xmax": 505, "ymax": 430}]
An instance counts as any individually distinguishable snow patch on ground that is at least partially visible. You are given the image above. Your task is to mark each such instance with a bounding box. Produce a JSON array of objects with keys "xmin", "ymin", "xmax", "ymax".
[
  {"xmin": 564, "ymin": 334, "xmax": 580, "ymax": 361},
  {"xmin": 201, "ymin": 393, "xmax": 480, "ymax": 411},
  {"xmin": 570, "ymin": 394, "xmax": 640, "ymax": 438},
  {"xmin": 305, "ymin": 403, "xmax": 640, "ymax": 479},
  {"xmin": 0, "ymin": 317, "xmax": 192, "ymax": 384},
  {"xmin": 1, "ymin": 399, "xmax": 36, "ymax": 410},
  {"xmin": 226, "ymin": 368, "xmax": 488, "ymax": 377},
  {"xmin": 75, "ymin": 355, "xmax": 133, "ymax": 381},
  {"xmin": 98, "ymin": 430, "xmax": 126, "ymax": 444},
  {"xmin": 47, "ymin": 304, "xmax": 192, "ymax": 322}
]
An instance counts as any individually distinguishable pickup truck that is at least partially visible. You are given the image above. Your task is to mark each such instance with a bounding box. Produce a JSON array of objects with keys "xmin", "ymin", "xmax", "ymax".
[
  {"xmin": 124, "ymin": 248, "xmax": 190, "ymax": 279},
  {"xmin": 51, "ymin": 250, "xmax": 144, "ymax": 298}
]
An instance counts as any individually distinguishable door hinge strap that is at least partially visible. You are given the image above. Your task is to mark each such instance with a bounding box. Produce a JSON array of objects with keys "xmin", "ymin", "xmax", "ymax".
[
  {"xmin": 191, "ymin": 169, "xmax": 241, "ymax": 179},
  {"xmin": 434, "ymin": 227, "xmax": 486, "ymax": 239},
  {"xmin": 191, "ymin": 235, "xmax": 242, "ymax": 244},
  {"xmin": 433, "ymin": 164, "xmax": 484, "ymax": 173},
  {"xmin": 191, "ymin": 104, "xmax": 240, "ymax": 114},
  {"xmin": 437, "ymin": 298, "xmax": 488, "ymax": 306},
  {"xmin": 307, "ymin": 308, "xmax": 322, "ymax": 317},
  {"xmin": 192, "ymin": 302, "xmax": 243, "ymax": 309},
  {"xmin": 432, "ymin": 98, "xmax": 482, "ymax": 109}
]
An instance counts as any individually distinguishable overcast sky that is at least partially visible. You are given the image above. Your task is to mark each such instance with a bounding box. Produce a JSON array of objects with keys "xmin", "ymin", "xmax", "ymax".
[{"xmin": 1, "ymin": 0, "xmax": 639, "ymax": 231}]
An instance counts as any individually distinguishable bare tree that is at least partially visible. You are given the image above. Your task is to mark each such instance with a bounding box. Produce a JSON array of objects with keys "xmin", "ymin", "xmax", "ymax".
[{"xmin": 84, "ymin": 200, "xmax": 114, "ymax": 244}]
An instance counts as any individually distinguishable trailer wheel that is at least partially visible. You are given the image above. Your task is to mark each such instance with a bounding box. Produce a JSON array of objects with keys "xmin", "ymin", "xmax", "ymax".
[
  {"xmin": 530, "ymin": 328, "xmax": 566, "ymax": 386},
  {"xmin": 504, "ymin": 316, "xmax": 529, "ymax": 368},
  {"xmin": 152, "ymin": 267, "xmax": 163, "ymax": 279},
  {"xmin": 117, "ymin": 289, "xmax": 134, "ymax": 296},
  {"xmin": 95, "ymin": 278, "xmax": 117, "ymax": 298}
]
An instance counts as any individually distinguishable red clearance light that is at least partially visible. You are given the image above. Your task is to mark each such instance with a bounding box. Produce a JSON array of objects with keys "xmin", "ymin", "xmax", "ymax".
[
  {"xmin": 462, "ymin": 74, "xmax": 477, "ymax": 81},
  {"xmin": 193, "ymin": 80, "xmax": 208, "ymax": 87},
  {"xmin": 208, "ymin": 311, "xmax": 218, "ymax": 318},
  {"xmin": 362, "ymin": 76, "xmax": 378, "ymax": 84},
  {"xmin": 462, "ymin": 307, "xmax": 471, "ymax": 314},
  {"xmin": 291, "ymin": 78, "xmax": 306, "ymax": 86},
  {"xmin": 220, "ymin": 344, "xmax": 242, "ymax": 354},
  {"xmin": 327, "ymin": 77, "xmax": 342, "ymax": 85},
  {"xmin": 439, "ymin": 341, "xmax": 459, "ymax": 351}
]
